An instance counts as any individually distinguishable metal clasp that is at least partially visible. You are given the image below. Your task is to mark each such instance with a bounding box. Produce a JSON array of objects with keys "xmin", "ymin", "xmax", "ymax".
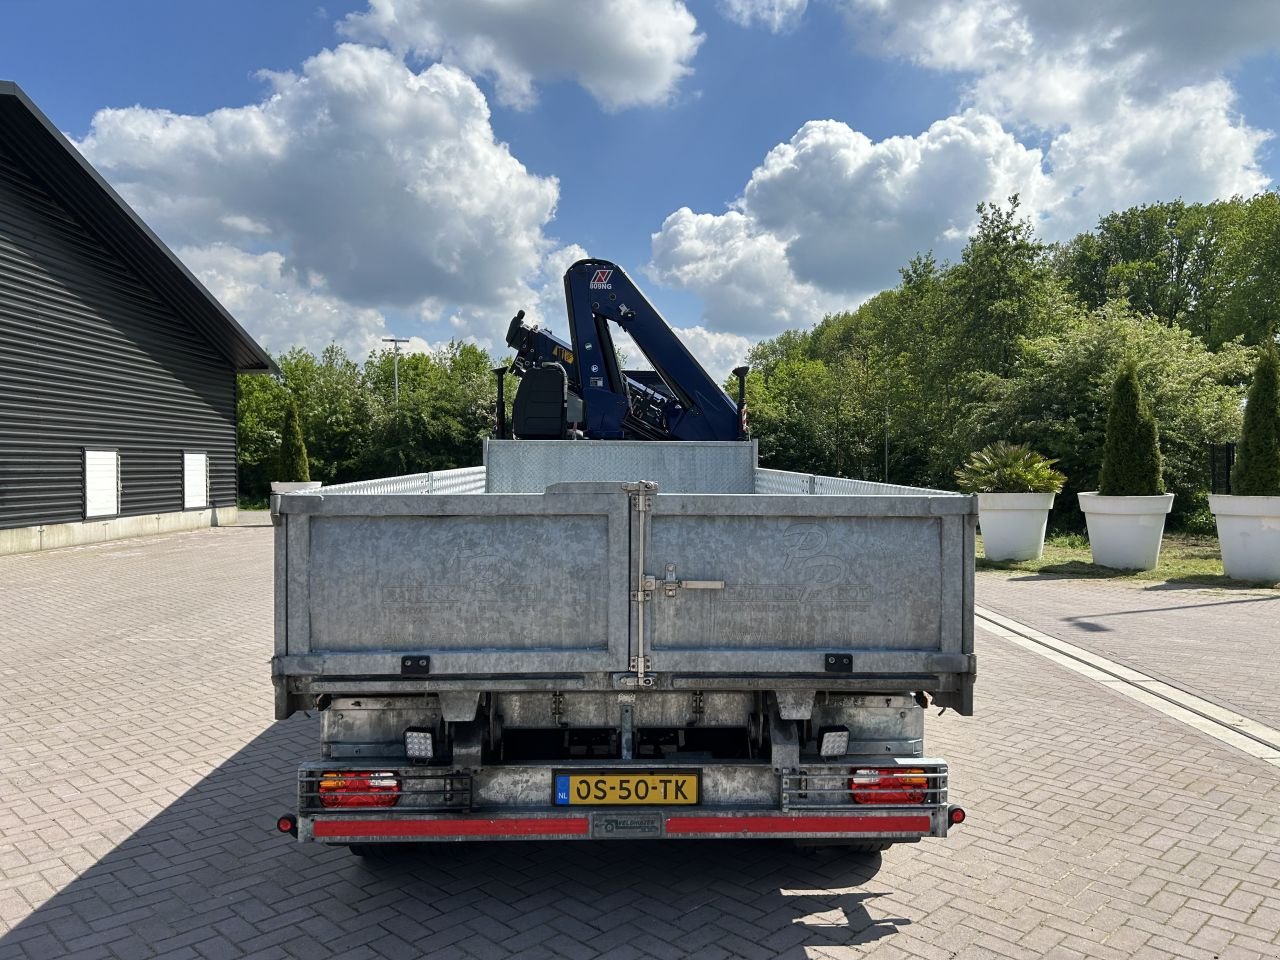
[{"xmin": 658, "ymin": 563, "xmax": 725, "ymax": 598}]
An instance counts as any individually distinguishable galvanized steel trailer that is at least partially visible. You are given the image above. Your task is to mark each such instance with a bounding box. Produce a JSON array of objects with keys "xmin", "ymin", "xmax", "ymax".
[{"xmin": 273, "ymin": 441, "xmax": 976, "ymax": 848}]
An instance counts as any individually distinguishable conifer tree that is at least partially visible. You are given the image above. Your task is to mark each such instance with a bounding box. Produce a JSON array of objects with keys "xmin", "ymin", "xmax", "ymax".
[
  {"xmin": 1232, "ymin": 348, "xmax": 1280, "ymax": 496},
  {"xmin": 280, "ymin": 398, "xmax": 311, "ymax": 483},
  {"xmin": 1099, "ymin": 364, "xmax": 1164, "ymax": 496}
]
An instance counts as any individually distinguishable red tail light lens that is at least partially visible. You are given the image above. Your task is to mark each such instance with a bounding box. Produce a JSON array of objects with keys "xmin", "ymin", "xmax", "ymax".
[
  {"xmin": 849, "ymin": 768, "xmax": 929, "ymax": 805},
  {"xmin": 318, "ymin": 771, "xmax": 400, "ymax": 809}
]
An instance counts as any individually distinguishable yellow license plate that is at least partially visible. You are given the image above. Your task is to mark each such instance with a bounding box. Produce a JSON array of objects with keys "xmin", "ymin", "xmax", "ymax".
[{"xmin": 554, "ymin": 772, "xmax": 700, "ymax": 805}]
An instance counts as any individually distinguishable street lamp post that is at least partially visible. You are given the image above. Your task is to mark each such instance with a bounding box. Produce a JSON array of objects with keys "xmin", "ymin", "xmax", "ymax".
[{"xmin": 380, "ymin": 336, "xmax": 410, "ymax": 404}]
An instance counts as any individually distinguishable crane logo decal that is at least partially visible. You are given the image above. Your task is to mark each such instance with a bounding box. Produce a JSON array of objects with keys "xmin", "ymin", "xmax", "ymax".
[{"xmin": 589, "ymin": 269, "xmax": 614, "ymax": 290}]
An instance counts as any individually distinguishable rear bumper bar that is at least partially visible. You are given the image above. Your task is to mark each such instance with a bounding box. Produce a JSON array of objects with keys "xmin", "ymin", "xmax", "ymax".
[
  {"xmin": 302, "ymin": 808, "xmax": 950, "ymax": 843},
  {"xmin": 295, "ymin": 759, "xmax": 959, "ymax": 843}
]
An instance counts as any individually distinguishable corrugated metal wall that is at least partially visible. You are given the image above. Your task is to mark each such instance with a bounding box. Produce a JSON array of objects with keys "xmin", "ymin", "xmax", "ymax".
[{"xmin": 0, "ymin": 141, "xmax": 237, "ymax": 529}]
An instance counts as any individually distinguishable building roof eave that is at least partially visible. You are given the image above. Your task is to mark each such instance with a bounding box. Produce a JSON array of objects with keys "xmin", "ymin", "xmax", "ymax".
[{"xmin": 0, "ymin": 80, "xmax": 279, "ymax": 376}]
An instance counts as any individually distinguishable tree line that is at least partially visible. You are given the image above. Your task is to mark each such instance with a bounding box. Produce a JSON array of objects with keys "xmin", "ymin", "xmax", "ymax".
[
  {"xmin": 237, "ymin": 342, "xmax": 508, "ymax": 501},
  {"xmin": 744, "ymin": 193, "xmax": 1276, "ymax": 528},
  {"xmin": 238, "ymin": 192, "xmax": 1278, "ymax": 526}
]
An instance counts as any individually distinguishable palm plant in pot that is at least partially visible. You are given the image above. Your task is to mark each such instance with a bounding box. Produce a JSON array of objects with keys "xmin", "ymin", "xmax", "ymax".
[
  {"xmin": 1209, "ymin": 347, "xmax": 1280, "ymax": 582},
  {"xmin": 270, "ymin": 398, "xmax": 321, "ymax": 495},
  {"xmin": 1078, "ymin": 363, "xmax": 1173, "ymax": 570},
  {"xmin": 956, "ymin": 442, "xmax": 1066, "ymax": 561}
]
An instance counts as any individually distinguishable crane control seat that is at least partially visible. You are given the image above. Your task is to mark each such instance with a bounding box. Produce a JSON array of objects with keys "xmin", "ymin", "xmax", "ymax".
[{"xmin": 511, "ymin": 364, "xmax": 569, "ymax": 440}]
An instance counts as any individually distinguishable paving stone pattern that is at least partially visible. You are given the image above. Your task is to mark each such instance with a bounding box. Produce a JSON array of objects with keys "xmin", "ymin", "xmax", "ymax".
[
  {"xmin": 977, "ymin": 572, "xmax": 1280, "ymax": 731},
  {"xmin": 1, "ymin": 528, "xmax": 1279, "ymax": 958}
]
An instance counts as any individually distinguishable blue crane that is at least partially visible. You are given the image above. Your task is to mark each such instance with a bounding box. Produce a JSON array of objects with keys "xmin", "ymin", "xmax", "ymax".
[{"xmin": 502, "ymin": 259, "xmax": 747, "ymax": 441}]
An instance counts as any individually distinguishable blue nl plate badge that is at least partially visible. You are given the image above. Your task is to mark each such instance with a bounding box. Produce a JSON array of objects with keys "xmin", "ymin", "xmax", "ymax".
[{"xmin": 554, "ymin": 774, "xmax": 570, "ymax": 805}]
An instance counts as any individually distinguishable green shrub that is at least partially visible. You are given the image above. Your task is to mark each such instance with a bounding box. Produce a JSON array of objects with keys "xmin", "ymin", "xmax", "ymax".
[
  {"xmin": 1178, "ymin": 507, "xmax": 1218, "ymax": 535},
  {"xmin": 1099, "ymin": 364, "xmax": 1164, "ymax": 495},
  {"xmin": 279, "ymin": 398, "xmax": 311, "ymax": 483},
  {"xmin": 1048, "ymin": 532, "xmax": 1090, "ymax": 551},
  {"xmin": 955, "ymin": 441, "xmax": 1066, "ymax": 493},
  {"xmin": 1232, "ymin": 348, "xmax": 1280, "ymax": 496}
]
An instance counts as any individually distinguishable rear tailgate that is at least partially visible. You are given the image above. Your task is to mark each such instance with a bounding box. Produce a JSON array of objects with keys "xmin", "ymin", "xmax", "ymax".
[
  {"xmin": 273, "ymin": 477, "xmax": 975, "ymax": 716},
  {"xmin": 273, "ymin": 487, "xmax": 632, "ymax": 707},
  {"xmin": 641, "ymin": 493, "xmax": 975, "ymax": 711}
]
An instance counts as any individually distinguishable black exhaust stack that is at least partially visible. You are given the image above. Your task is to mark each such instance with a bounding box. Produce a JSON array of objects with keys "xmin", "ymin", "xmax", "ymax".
[
  {"xmin": 732, "ymin": 366, "xmax": 750, "ymax": 440},
  {"xmin": 493, "ymin": 365, "xmax": 509, "ymax": 439}
]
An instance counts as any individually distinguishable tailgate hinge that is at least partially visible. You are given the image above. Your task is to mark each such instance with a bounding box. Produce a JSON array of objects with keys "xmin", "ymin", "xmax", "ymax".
[
  {"xmin": 631, "ymin": 575, "xmax": 656, "ymax": 603},
  {"xmin": 623, "ymin": 480, "xmax": 655, "ymax": 513}
]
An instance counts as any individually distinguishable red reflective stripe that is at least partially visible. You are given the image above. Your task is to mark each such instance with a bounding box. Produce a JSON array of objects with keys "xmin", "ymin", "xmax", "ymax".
[
  {"xmin": 313, "ymin": 817, "xmax": 590, "ymax": 839},
  {"xmin": 664, "ymin": 814, "xmax": 931, "ymax": 835}
]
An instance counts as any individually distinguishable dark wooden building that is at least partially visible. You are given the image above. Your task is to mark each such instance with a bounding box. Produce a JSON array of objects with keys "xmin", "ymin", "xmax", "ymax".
[{"xmin": 0, "ymin": 81, "xmax": 275, "ymax": 554}]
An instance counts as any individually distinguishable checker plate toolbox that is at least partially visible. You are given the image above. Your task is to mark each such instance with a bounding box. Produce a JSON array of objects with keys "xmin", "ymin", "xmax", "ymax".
[{"xmin": 273, "ymin": 441, "xmax": 975, "ymax": 846}]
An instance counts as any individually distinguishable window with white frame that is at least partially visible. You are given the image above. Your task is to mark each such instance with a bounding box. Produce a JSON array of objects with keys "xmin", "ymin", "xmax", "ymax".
[
  {"xmin": 84, "ymin": 449, "xmax": 120, "ymax": 518},
  {"xmin": 183, "ymin": 452, "xmax": 208, "ymax": 509}
]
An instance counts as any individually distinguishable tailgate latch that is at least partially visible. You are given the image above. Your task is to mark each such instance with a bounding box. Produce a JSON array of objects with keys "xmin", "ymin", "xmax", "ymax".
[{"xmin": 657, "ymin": 563, "xmax": 725, "ymax": 598}]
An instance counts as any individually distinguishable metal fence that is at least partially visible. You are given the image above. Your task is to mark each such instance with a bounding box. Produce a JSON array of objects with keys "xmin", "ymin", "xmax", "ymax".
[
  {"xmin": 1208, "ymin": 442, "xmax": 1237, "ymax": 495},
  {"xmin": 318, "ymin": 466, "xmax": 486, "ymax": 496},
  {"xmin": 315, "ymin": 465, "xmax": 957, "ymax": 498},
  {"xmin": 755, "ymin": 468, "xmax": 960, "ymax": 497}
]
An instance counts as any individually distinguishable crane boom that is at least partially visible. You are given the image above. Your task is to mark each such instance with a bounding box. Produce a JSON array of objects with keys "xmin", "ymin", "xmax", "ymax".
[{"xmin": 504, "ymin": 259, "xmax": 744, "ymax": 441}]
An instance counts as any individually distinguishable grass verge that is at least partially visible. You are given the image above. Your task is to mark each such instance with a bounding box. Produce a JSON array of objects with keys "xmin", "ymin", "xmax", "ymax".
[{"xmin": 976, "ymin": 531, "xmax": 1278, "ymax": 590}]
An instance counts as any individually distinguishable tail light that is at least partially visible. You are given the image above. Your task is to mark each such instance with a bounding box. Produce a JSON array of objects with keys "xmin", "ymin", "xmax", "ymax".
[
  {"xmin": 318, "ymin": 771, "xmax": 400, "ymax": 809},
  {"xmin": 849, "ymin": 768, "xmax": 929, "ymax": 805}
]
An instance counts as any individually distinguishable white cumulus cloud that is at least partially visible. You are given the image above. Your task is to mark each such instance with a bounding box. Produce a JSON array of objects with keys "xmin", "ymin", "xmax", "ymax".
[
  {"xmin": 650, "ymin": 113, "xmax": 1050, "ymax": 334},
  {"xmin": 76, "ymin": 44, "xmax": 562, "ymax": 356},
  {"xmin": 179, "ymin": 244, "xmax": 393, "ymax": 359},
  {"xmin": 843, "ymin": 0, "xmax": 1275, "ymax": 231},
  {"xmin": 341, "ymin": 0, "xmax": 703, "ymax": 110},
  {"xmin": 846, "ymin": 0, "xmax": 1280, "ymax": 118},
  {"xmin": 1044, "ymin": 81, "xmax": 1270, "ymax": 232},
  {"xmin": 741, "ymin": 114, "xmax": 1050, "ymax": 290},
  {"xmin": 669, "ymin": 325, "xmax": 755, "ymax": 383},
  {"xmin": 651, "ymin": 206, "xmax": 845, "ymax": 336},
  {"xmin": 718, "ymin": 0, "xmax": 808, "ymax": 33},
  {"xmin": 654, "ymin": 1, "xmax": 1275, "ymax": 344}
]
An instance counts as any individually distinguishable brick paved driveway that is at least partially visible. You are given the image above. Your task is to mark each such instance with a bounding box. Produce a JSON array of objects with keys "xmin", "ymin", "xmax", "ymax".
[
  {"xmin": 977, "ymin": 572, "xmax": 1280, "ymax": 731},
  {"xmin": 2, "ymin": 525, "xmax": 1279, "ymax": 959}
]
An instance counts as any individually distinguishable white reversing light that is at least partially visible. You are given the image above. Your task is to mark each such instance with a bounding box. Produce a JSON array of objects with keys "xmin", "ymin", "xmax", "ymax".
[
  {"xmin": 818, "ymin": 726, "xmax": 850, "ymax": 757},
  {"xmin": 405, "ymin": 728, "xmax": 434, "ymax": 760}
]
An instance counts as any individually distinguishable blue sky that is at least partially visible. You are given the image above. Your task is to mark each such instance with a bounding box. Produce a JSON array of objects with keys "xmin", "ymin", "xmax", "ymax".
[{"xmin": 3, "ymin": 1, "xmax": 1278, "ymax": 377}]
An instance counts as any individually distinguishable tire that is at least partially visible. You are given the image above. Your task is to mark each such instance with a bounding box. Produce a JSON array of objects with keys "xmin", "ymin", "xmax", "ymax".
[
  {"xmin": 347, "ymin": 844, "xmax": 383, "ymax": 858},
  {"xmin": 792, "ymin": 839, "xmax": 892, "ymax": 854},
  {"xmin": 839, "ymin": 841, "xmax": 892, "ymax": 853}
]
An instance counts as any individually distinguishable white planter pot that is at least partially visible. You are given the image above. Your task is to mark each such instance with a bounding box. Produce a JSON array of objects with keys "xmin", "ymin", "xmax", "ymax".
[
  {"xmin": 976, "ymin": 492, "xmax": 1056, "ymax": 561},
  {"xmin": 1209, "ymin": 494, "xmax": 1280, "ymax": 582},
  {"xmin": 1078, "ymin": 491, "xmax": 1174, "ymax": 571},
  {"xmin": 270, "ymin": 481, "xmax": 322, "ymax": 494}
]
